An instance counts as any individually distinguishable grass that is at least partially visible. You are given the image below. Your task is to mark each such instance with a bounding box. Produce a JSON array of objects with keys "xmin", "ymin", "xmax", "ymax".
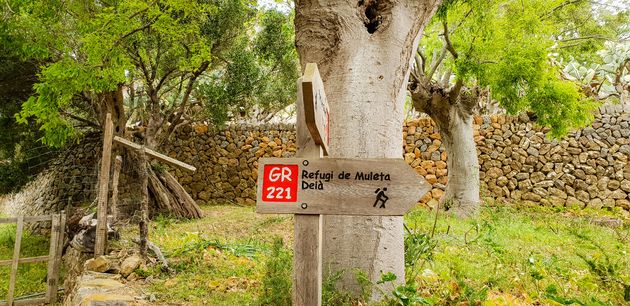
[
  {"xmin": 119, "ymin": 204, "xmax": 629, "ymax": 305},
  {"xmin": 0, "ymin": 219, "xmax": 51, "ymax": 301},
  {"xmin": 118, "ymin": 206, "xmax": 293, "ymax": 305},
  {"xmin": 402, "ymin": 205, "xmax": 630, "ymax": 305}
]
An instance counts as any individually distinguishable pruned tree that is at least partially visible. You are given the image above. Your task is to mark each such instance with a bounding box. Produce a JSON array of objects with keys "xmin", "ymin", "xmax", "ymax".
[
  {"xmin": 294, "ymin": 0, "xmax": 441, "ymax": 298},
  {"xmin": 407, "ymin": 0, "xmax": 606, "ymax": 217}
]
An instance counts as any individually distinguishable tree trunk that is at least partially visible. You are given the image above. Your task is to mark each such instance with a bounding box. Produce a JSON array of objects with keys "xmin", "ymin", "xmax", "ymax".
[
  {"xmin": 432, "ymin": 104, "xmax": 480, "ymax": 217},
  {"xmin": 295, "ymin": 0, "xmax": 440, "ymax": 298},
  {"xmin": 411, "ymin": 86, "xmax": 481, "ymax": 217},
  {"xmin": 97, "ymin": 85, "xmax": 126, "ymax": 136}
]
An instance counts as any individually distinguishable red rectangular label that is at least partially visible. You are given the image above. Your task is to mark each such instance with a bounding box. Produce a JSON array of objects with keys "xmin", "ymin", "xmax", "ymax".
[{"xmin": 262, "ymin": 164, "xmax": 298, "ymax": 202}]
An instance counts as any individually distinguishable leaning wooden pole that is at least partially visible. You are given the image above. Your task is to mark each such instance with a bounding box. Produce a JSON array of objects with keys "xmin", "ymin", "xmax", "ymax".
[
  {"xmin": 110, "ymin": 156, "xmax": 123, "ymax": 222},
  {"xmin": 139, "ymin": 149, "xmax": 149, "ymax": 257},
  {"xmin": 95, "ymin": 113, "xmax": 114, "ymax": 256}
]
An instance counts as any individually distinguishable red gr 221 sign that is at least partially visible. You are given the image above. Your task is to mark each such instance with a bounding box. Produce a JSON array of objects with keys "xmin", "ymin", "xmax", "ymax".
[{"xmin": 261, "ymin": 164, "xmax": 299, "ymax": 202}]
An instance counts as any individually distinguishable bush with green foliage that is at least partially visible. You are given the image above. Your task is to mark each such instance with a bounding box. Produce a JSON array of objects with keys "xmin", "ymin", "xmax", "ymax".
[{"xmin": 2, "ymin": 0, "xmax": 298, "ymax": 150}]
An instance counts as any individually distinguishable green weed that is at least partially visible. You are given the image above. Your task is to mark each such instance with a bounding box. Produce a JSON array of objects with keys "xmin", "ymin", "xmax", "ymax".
[
  {"xmin": 258, "ymin": 237, "xmax": 292, "ymax": 306},
  {"xmin": 170, "ymin": 236, "xmax": 262, "ymax": 259},
  {"xmin": 322, "ymin": 269, "xmax": 372, "ymax": 306}
]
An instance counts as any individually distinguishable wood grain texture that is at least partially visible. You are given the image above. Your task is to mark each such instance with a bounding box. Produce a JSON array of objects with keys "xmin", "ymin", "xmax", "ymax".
[
  {"xmin": 257, "ymin": 158, "xmax": 430, "ymax": 215},
  {"xmin": 48, "ymin": 212, "xmax": 65, "ymax": 303},
  {"xmin": 7, "ymin": 216, "xmax": 24, "ymax": 305},
  {"xmin": 0, "ymin": 256, "xmax": 48, "ymax": 266},
  {"xmin": 301, "ymin": 63, "xmax": 330, "ymax": 155},
  {"xmin": 110, "ymin": 156, "xmax": 123, "ymax": 221},
  {"xmin": 95, "ymin": 113, "xmax": 114, "ymax": 256},
  {"xmin": 0, "ymin": 216, "xmax": 52, "ymax": 224},
  {"xmin": 294, "ymin": 214, "xmax": 322, "ymax": 306},
  {"xmin": 139, "ymin": 150, "xmax": 149, "ymax": 256},
  {"xmin": 113, "ymin": 136, "xmax": 196, "ymax": 172},
  {"xmin": 45, "ymin": 214, "xmax": 60, "ymax": 302},
  {"xmin": 292, "ymin": 72, "xmax": 323, "ymax": 306},
  {"xmin": 0, "ymin": 297, "xmax": 47, "ymax": 306}
]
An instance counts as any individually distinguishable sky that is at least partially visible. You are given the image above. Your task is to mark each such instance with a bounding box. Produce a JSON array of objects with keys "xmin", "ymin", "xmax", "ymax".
[{"xmin": 258, "ymin": 0, "xmax": 292, "ymax": 14}]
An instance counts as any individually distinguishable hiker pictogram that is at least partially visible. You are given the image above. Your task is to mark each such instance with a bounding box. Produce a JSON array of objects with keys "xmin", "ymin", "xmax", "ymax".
[{"xmin": 373, "ymin": 187, "xmax": 389, "ymax": 208}]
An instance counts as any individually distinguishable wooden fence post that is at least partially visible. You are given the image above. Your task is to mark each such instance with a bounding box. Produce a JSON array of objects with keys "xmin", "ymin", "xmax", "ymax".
[
  {"xmin": 7, "ymin": 216, "xmax": 24, "ymax": 305},
  {"xmin": 111, "ymin": 156, "xmax": 122, "ymax": 222},
  {"xmin": 139, "ymin": 149, "xmax": 149, "ymax": 257},
  {"xmin": 44, "ymin": 212, "xmax": 65, "ymax": 303},
  {"xmin": 45, "ymin": 214, "xmax": 60, "ymax": 303},
  {"xmin": 51, "ymin": 212, "xmax": 66, "ymax": 303},
  {"xmin": 95, "ymin": 113, "xmax": 114, "ymax": 256}
]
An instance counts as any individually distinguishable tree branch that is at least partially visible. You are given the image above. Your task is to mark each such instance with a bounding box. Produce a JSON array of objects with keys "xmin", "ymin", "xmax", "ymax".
[
  {"xmin": 541, "ymin": 0, "xmax": 585, "ymax": 20},
  {"xmin": 117, "ymin": 20, "xmax": 155, "ymax": 42},
  {"xmin": 556, "ymin": 35, "xmax": 610, "ymax": 43},
  {"xmin": 416, "ymin": 50, "xmax": 426, "ymax": 75},
  {"xmin": 155, "ymin": 67, "xmax": 177, "ymax": 93},
  {"xmin": 61, "ymin": 110, "xmax": 100, "ymax": 129},
  {"xmin": 442, "ymin": 21, "xmax": 458, "ymax": 59},
  {"xmin": 158, "ymin": 61, "xmax": 210, "ymax": 145},
  {"xmin": 449, "ymin": 78, "xmax": 464, "ymax": 104},
  {"xmin": 441, "ymin": 70, "xmax": 451, "ymax": 87},
  {"xmin": 427, "ymin": 44, "xmax": 447, "ymax": 82},
  {"xmin": 150, "ymin": 36, "xmax": 162, "ymax": 83}
]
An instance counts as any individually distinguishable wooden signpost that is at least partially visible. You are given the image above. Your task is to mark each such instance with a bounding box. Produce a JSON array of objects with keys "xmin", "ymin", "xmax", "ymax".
[
  {"xmin": 256, "ymin": 63, "xmax": 430, "ymax": 305},
  {"xmin": 256, "ymin": 158, "xmax": 429, "ymax": 215}
]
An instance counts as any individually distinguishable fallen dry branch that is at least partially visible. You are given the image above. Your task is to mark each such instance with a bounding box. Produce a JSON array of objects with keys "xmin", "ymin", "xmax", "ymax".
[
  {"xmin": 132, "ymin": 238, "xmax": 170, "ymax": 272},
  {"xmin": 157, "ymin": 171, "xmax": 202, "ymax": 219}
]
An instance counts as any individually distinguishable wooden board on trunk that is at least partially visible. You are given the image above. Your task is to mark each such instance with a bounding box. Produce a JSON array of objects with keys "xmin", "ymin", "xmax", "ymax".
[{"xmin": 256, "ymin": 158, "xmax": 430, "ymax": 215}]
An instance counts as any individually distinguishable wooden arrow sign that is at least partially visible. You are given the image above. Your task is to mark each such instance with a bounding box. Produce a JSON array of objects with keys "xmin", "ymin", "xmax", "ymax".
[
  {"xmin": 299, "ymin": 63, "xmax": 330, "ymax": 155},
  {"xmin": 256, "ymin": 158, "xmax": 431, "ymax": 216}
]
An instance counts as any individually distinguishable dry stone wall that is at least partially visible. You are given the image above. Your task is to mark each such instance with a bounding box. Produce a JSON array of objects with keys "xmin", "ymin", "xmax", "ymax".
[
  {"xmin": 5, "ymin": 133, "xmax": 149, "ymax": 220},
  {"xmin": 163, "ymin": 124, "xmax": 297, "ymax": 206},
  {"xmin": 405, "ymin": 111, "xmax": 630, "ymax": 211},
  {"xmin": 166, "ymin": 108, "xmax": 629, "ymax": 212},
  {"xmin": 5, "ymin": 108, "xmax": 628, "ymax": 217},
  {"xmin": 9, "ymin": 137, "xmax": 101, "ymax": 217}
]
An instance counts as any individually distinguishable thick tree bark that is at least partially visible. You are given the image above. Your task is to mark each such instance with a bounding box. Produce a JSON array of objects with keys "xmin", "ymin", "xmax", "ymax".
[
  {"xmin": 411, "ymin": 85, "xmax": 481, "ymax": 217},
  {"xmin": 295, "ymin": 0, "xmax": 440, "ymax": 298},
  {"xmin": 96, "ymin": 85, "xmax": 126, "ymax": 136}
]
